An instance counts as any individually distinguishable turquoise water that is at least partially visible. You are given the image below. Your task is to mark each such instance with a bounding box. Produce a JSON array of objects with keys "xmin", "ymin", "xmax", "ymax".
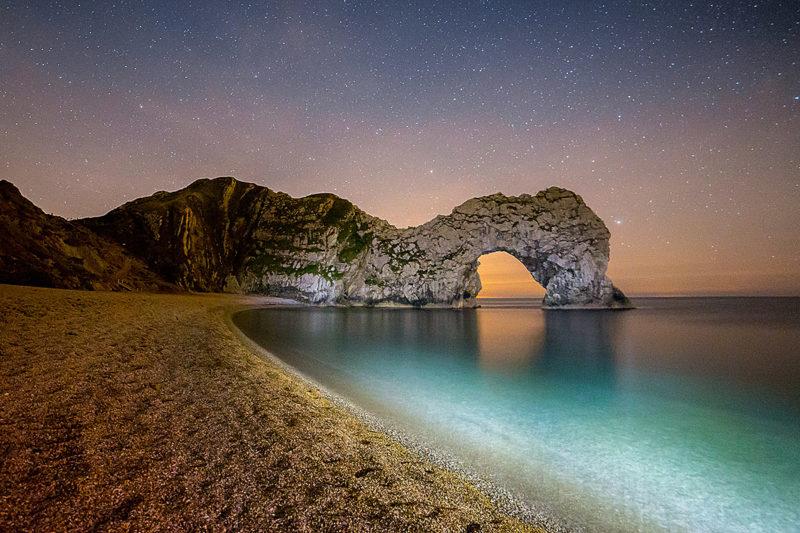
[{"xmin": 233, "ymin": 298, "xmax": 800, "ymax": 532}]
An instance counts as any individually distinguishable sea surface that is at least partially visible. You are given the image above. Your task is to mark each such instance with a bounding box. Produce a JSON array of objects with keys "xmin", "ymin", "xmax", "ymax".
[{"xmin": 233, "ymin": 298, "xmax": 800, "ymax": 532}]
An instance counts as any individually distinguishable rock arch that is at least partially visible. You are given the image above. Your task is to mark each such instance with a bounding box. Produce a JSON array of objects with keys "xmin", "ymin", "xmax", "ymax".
[{"xmin": 337, "ymin": 187, "xmax": 631, "ymax": 308}]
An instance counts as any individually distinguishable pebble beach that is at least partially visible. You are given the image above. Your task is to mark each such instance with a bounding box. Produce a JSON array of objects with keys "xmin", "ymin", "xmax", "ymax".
[{"xmin": 0, "ymin": 284, "xmax": 545, "ymax": 532}]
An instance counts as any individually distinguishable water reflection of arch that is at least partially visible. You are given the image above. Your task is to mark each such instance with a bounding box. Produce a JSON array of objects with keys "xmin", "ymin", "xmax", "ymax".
[
  {"xmin": 477, "ymin": 308, "xmax": 546, "ymax": 373},
  {"xmin": 300, "ymin": 308, "xmax": 480, "ymax": 361},
  {"xmin": 476, "ymin": 308, "xmax": 621, "ymax": 383},
  {"xmin": 534, "ymin": 311, "xmax": 621, "ymax": 387}
]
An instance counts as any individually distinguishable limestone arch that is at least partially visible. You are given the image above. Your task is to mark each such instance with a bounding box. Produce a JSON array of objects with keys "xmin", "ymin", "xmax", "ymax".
[{"xmin": 347, "ymin": 188, "xmax": 630, "ymax": 308}]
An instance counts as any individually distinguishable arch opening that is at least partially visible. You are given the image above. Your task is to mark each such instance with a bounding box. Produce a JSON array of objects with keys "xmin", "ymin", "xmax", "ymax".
[{"xmin": 476, "ymin": 251, "xmax": 545, "ymax": 299}]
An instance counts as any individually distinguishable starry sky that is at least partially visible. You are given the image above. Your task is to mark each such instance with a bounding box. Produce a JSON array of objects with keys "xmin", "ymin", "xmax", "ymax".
[{"xmin": 2, "ymin": 1, "xmax": 799, "ymax": 296}]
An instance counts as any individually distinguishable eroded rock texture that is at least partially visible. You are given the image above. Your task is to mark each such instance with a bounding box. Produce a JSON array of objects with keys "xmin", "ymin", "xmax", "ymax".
[
  {"xmin": 353, "ymin": 188, "xmax": 630, "ymax": 308},
  {"xmin": 80, "ymin": 177, "xmax": 629, "ymax": 308}
]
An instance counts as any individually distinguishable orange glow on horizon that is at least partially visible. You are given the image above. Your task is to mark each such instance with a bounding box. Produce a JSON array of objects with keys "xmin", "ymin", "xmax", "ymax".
[
  {"xmin": 476, "ymin": 251, "xmax": 545, "ymax": 299},
  {"xmin": 477, "ymin": 250, "xmax": 800, "ymax": 298}
]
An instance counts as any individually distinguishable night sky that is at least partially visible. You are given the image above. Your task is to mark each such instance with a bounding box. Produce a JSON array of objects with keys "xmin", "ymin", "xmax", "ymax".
[{"xmin": 2, "ymin": 1, "xmax": 798, "ymax": 296}]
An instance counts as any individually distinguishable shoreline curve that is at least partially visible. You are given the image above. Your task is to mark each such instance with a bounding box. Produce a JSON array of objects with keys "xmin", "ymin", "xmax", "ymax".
[{"xmin": 0, "ymin": 284, "xmax": 552, "ymax": 532}]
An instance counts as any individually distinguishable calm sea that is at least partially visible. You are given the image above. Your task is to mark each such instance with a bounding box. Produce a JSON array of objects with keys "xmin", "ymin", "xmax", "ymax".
[{"xmin": 233, "ymin": 298, "xmax": 800, "ymax": 532}]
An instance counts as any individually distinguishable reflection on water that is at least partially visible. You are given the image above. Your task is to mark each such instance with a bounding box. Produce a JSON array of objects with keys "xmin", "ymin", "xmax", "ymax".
[
  {"xmin": 234, "ymin": 298, "xmax": 800, "ymax": 533},
  {"xmin": 476, "ymin": 308, "xmax": 620, "ymax": 386},
  {"xmin": 477, "ymin": 308, "xmax": 544, "ymax": 373}
]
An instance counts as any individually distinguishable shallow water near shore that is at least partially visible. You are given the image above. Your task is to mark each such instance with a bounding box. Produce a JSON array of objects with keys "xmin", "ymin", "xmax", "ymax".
[{"xmin": 234, "ymin": 297, "xmax": 800, "ymax": 532}]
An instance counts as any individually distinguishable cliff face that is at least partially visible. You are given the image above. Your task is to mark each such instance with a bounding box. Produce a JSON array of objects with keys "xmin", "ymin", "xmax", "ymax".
[
  {"xmin": 0, "ymin": 180, "xmax": 172, "ymax": 291},
  {"xmin": 79, "ymin": 177, "xmax": 392, "ymax": 301},
  {"xmin": 1, "ymin": 177, "xmax": 629, "ymax": 308}
]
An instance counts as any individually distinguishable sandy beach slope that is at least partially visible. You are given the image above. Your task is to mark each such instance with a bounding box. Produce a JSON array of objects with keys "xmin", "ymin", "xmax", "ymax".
[{"xmin": 0, "ymin": 284, "xmax": 544, "ymax": 532}]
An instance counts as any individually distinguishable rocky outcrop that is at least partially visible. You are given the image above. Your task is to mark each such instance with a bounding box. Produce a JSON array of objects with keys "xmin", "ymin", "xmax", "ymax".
[
  {"xmin": 0, "ymin": 180, "xmax": 173, "ymax": 291},
  {"xmin": 79, "ymin": 177, "xmax": 392, "ymax": 301},
  {"xmin": 345, "ymin": 188, "xmax": 630, "ymax": 308},
  {"xmin": 1, "ymin": 176, "xmax": 629, "ymax": 308},
  {"xmin": 80, "ymin": 177, "xmax": 629, "ymax": 308}
]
